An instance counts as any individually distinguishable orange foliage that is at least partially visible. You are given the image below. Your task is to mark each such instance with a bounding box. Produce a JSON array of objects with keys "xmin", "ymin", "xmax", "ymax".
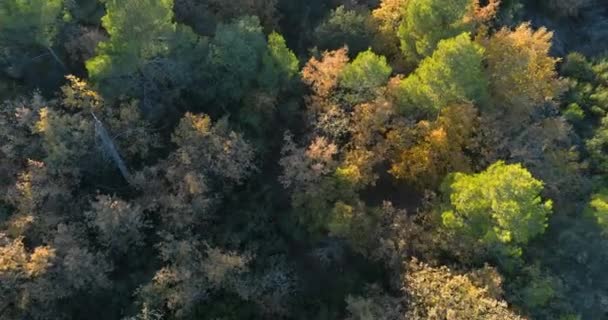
[
  {"xmin": 389, "ymin": 104, "xmax": 478, "ymax": 187},
  {"xmin": 302, "ymin": 48, "xmax": 349, "ymax": 99}
]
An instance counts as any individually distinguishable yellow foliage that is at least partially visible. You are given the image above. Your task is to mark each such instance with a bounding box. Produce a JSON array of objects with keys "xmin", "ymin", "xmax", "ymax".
[
  {"xmin": 390, "ymin": 104, "xmax": 477, "ymax": 187},
  {"xmin": 404, "ymin": 259, "xmax": 525, "ymax": 320},
  {"xmin": 61, "ymin": 75, "xmax": 103, "ymax": 111},
  {"xmin": 464, "ymin": 0, "xmax": 501, "ymax": 25},
  {"xmin": 0, "ymin": 236, "xmax": 55, "ymax": 278},
  {"xmin": 484, "ymin": 23, "xmax": 565, "ymax": 116},
  {"xmin": 336, "ymin": 164, "xmax": 363, "ymax": 185},
  {"xmin": 373, "ymin": 0, "xmax": 409, "ymax": 33}
]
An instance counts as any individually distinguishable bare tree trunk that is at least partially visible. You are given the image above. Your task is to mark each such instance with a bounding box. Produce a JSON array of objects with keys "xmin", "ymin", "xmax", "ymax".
[{"xmin": 91, "ymin": 112, "xmax": 132, "ymax": 184}]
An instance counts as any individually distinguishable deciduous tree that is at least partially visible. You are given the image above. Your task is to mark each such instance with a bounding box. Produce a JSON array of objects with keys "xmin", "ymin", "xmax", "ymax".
[
  {"xmin": 404, "ymin": 259, "xmax": 525, "ymax": 320},
  {"xmin": 483, "ymin": 23, "xmax": 564, "ymax": 118}
]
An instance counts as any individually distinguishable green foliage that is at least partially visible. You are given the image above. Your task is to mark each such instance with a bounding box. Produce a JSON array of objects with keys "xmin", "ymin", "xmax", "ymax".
[
  {"xmin": 205, "ymin": 16, "xmax": 267, "ymax": 103},
  {"xmin": 586, "ymin": 115, "xmax": 608, "ymax": 173},
  {"xmin": 0, "ymin": 0, "xmax": 65, "ymax": 83},
  {"xmin": 397, "ymin": 0, "xmax": 473, "ymax": 63},
  {"xmin": 441, "ymin": 161, "xmax": 552, "ymax": 262},
  {"xmin": 5, "ymin": 1, "xmax": 608, "ymax": 319},
  {"xmin": 0, "ymin": 0, "xmax": 64, "ymax": 49},
  {"xmin": 86, "ymin": 0, "xmax": 205, "ymax": 104},
  {"xmin": 563, "ymin": 103, "xmax": 585, "ymax": 123},
  {"xmin": 392, "ymin": 33, "xmax": 487, "ymax": 117},
  {"xmin": 587, "ymin": 189, "xmax": 608, "ymax": 233},
  {"xmin": 339, "ymin": 49, "xmax": 392, "ymax": 93},
  {"xmin": 314, "ymin": 6, "xmax": 375, "ymax": 55},
  {"xmin": 562, "ymin": 52, "xmax": 596, "ymax": 82},
  {"xmin": 562, "ymin": 53, "xmax": 608, "ymax": 126},
  {"xmin": 66, "ymin": 0, "xmax": 105, "ymax": 24},
  {"xmin": 259, "ymin": 32, "xmax": 299, "ymax": 91},
  {"xmin": 507, "ymin": 263, "xmax": 561, "ymax": 314}
]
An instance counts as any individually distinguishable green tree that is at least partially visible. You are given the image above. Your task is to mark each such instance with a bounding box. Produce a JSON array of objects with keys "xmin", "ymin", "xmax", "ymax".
[
  {"xmin": 339, "ymin": 49, "xmax": 392, "ymax": 93},
  {"xmin": 314, "ymin": 6, "xmax": 375, "ymax": 55},
  {"xmin": 392, "ymin": 33, "xmax": 488, "ymax": 117},
  {"xmin": 0, "ymin": 0, "xmax": 63, "ymax": 48},
  {"xmin": 86, "ymin": 0, "xmax": 205, "ymax": 108},
  {"xmin": 205, "ymin": 16, "xmax": 267, "ymax": 104},
  {"xmin": 586, "ymin": 115, "xmax": 608, "ymax": 173},
  {"xmin": 561, "ymin": 53, "xmax": 608, "ymax": 127},
  {"xmin": 587, "ymin": 189, "xmax": 608, "ymax": 234},
  {"xmin": 397, "ymin": 0, "xmax": 472, "ymax": 63},
  {"xmin": 0, "ymin": 0, "xmax": 65, "ymax": 81},
  {"xmin": 87, "ymin": 0, "xmax": 173, "ymax": 91},
  {"xmin": 259, "ymin": 32, "xmax": 299, "ymax": 92},
  {"xmin": 441, "ymin": 161, "xmax": 553, "ymax": 261}
]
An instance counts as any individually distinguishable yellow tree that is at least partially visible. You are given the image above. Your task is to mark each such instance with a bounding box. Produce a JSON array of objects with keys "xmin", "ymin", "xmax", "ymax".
[
  {"xmin": 483, "ymin": 23, "xmax": 565, "ymax": 118},
  {"xmin": 389, "ymin": 103, "xmax": 478, "ymax": 188},
  {"xmin": 404, "ymin": 259, "xmax": 525, "ymax": 320}
]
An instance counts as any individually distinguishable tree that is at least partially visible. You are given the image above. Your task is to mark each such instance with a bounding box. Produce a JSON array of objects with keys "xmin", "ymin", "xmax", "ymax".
[
  {"xmin": 86, "ymin": 0, "xmax": 206, "ymax": 114},
  {"xmin": 0, "ymin": 224, "xmax": 111, "ymax": 319},
  {"xmin": 397, "ymin": 0, "xmax": 472, "ymax": 63},
  {"xmin": 372, "ymin": 0, "xmax": 410, "ymax": 60},
  {"xmin": 483, "ymin": 23, "xmax": 564, "ymax": 118},
  {"xmin": 545, "ymin": 0, "xmax": 591, "ymax": 17},
  {"xmin": 171, "ymin": 113, "xmax": 256, "ymax": 184},
  {"xmin": 314, "ymin": 6, "xmax": 375, "ymax": 55},
  {"xmin": 33, "ymin": 76, "xmax": 158, "ymax": 178},
  {"xmin": 0, "ymin": 0, "xmax": 64, "ymax": 74},
  {"xmin": 586, "ymin": 115, "xmax": 608, "ymax": 173},
  {"xmin": 345, "ymin": 285, "xmax": 404, "ymax": 320},
  {"xmin": 440, "ymin": 161, "xmax": 553, "ymax": 262},
  {"xmin": 86, "ymin": 195, "xmax": 148, "ymax": 254},
  {"xmin": 391, "ymin": 33, "xmax": 488, "ymax": 117},
  {"xmin": 174, "ymin": 0, "xmax": 279, "ymax": 34},
  {"xmin": 137, "ymin": 235, "xmax": 250, "ymax": 318},
  {"xmin": 66, "ymin": 0, "xmax": 105, "ymax": 24},
  {"xmin": 205, "ymin": 16, "xmax": 267, "ymax": 104},
  {"xmin": 339, "ymin": 49, "xmax": 392, "ymax": 93},
  {"xmin": 0, "ymin": 235, "xmax": 56, "ymax": 319},
  {"xmin": 131, "ymin": 112, "xmax": 255, "ymax": 232},
  {"xmin": 279, "ymin": 133, "xmax": 367, "ymax": 237},
  {"xmin": 389, "ymin": 103, "xmax": 478, "ymax": 187},
  {"xmin": 259, "ymin": 32, "xmax": 299, "ymax": 92},
  {"xmin": 561, "ymin": 53, "xmax": 608, "ymax": 126},
  {"xmin": 87, "ymin": 0, "xmax": 174, "ymax": 93},
  {"xmin": 208, "ymin": 0, "xmax": 279, "ymax": 31},
  {"xmin": 302, "ymin": 48, "xmax": 350, "ymax": 100},
  {"xmin": 404, "ymin": 259, "xmax": 525, "ymax": 320}
]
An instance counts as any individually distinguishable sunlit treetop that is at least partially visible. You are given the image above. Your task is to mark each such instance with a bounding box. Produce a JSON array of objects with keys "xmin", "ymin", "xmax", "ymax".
[
  {"xmin": 340, "ymin": 49, "xmax": 392, "ymax": 92},
  {"xmin": 441, "ymin": 161, "xmax": 552, "ymax": 259},
  {"xmin": 484, "ymin": 23, "xmax": 564, "ymax": 116},
  {"xmin": 398, "ymin": 0, "xmax": 473, "ymax": 63},
  {"xmin": 392, "ymin": 32, "xmax": 488, "ymax": 117}
]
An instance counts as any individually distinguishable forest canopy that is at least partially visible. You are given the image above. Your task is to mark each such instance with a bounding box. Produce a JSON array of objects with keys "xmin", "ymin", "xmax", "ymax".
[{"xmin": 2, "ymin": 0, "xmax": 608, "ymax": 319}]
